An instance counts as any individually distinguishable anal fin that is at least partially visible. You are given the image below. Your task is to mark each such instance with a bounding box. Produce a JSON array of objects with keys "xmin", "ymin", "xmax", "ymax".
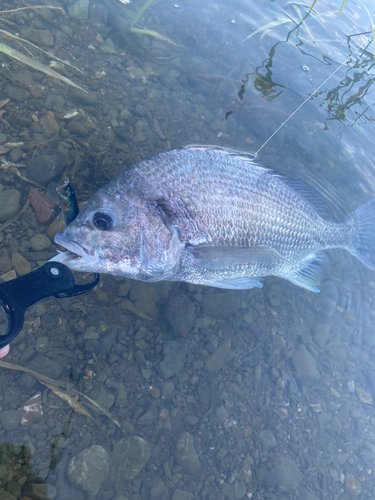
[{"xmin": 286, "ymin": 254, "xmax": 324, "ymax": 293}]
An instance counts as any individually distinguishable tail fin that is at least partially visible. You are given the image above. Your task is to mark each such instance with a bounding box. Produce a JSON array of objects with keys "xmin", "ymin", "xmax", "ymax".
[{"xmin": 345, "ymin": 197, "xmax": 375, "ymax": 270}]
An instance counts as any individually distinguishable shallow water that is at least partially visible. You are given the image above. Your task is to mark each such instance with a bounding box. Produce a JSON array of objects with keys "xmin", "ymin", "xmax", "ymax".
[{"xmin": 0, "ymin": 0, "xmax": 375, "ymax": 499}]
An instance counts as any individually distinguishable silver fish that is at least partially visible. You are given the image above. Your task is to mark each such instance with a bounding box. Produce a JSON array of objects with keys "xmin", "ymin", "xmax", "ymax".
[{"xmin": 51, "ymin": 146, "xmax": 375, "ymax": 292}]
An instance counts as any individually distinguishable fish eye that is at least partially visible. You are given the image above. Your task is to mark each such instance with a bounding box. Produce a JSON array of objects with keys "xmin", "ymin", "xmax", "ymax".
[{"xmin": 93, "ymin": 212, "xmax": 114, "ymax": 231}]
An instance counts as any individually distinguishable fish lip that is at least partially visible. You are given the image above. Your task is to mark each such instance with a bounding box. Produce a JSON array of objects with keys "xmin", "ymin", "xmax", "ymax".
[{"xmin": 54, "ymin": 232, "xmax": 96, "ymax": 260}]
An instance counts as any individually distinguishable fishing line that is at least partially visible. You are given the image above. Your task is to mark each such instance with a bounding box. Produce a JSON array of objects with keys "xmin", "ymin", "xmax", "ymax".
[{"xmin": 254, "ymin": 33, "xmax": 373, "ymax": 157}]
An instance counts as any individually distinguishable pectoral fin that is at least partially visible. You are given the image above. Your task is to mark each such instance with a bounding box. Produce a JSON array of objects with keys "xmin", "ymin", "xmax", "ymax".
[{"xmin": 187, "ymin": 245, "xmax": 285, "ymax": 270}]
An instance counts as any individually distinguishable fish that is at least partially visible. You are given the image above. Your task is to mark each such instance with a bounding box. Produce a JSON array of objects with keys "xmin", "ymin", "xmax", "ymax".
[
  {"xmin": 51, "ymin": 146, "xmax": 375, "ymax": 292},
  {"xmin": 56, "ymin": 180, "xmax": 79, "ymax": 225}
]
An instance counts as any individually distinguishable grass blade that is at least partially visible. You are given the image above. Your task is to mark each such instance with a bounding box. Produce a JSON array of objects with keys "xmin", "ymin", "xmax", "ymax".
[
  {"xmin": 0, "ymin": 28, "xmax": 84, "ymax": 75},
  {"xmin": 243, "ymin": 18, "xmax": 292, "ymax": 43},
  {"xmin": 130, "ymin": 26, "xmax": 182, "ymax": 46},
  {"xmin": 338, "ymin": 0, "xmax": 350, "ymax": 17},
  {"xmin": 0, "ymin": 42, "xmax": 86, "ymax": 92},
  {"xmin": 357, "ymin": 0, "xmax": 375, "ymax": 57},
  {"xmin": 130, "ymin": 0, "xmax": 154, "ymax": 27}
]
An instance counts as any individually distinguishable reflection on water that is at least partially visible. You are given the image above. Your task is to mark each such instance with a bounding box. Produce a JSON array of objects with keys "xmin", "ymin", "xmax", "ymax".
[{"xmin": 0, "ymin": 0, "xmax": 375, "ymax": 498}]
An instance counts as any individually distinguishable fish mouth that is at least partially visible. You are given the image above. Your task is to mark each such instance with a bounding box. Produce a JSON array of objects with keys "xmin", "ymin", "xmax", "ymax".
[{"xmin": 51, "ymin": 232, "xmax": 96, "ymax": 266}]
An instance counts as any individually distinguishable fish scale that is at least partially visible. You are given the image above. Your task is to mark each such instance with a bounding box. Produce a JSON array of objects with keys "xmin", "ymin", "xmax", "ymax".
[{"xmin": 52, "ymin": 146, "xmax": 375, "ymax": 292}]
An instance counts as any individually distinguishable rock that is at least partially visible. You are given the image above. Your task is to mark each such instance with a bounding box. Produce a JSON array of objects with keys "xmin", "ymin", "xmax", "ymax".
[
  {"xmin": 174, "ymin": 432, "xmax": 200, "ymax": 473},
  {"xmin": 312, "ymin": 322, "xmax": 331, "ymax": 347},
  {"xmin": 205, "ymin": 339, "xmax": 231, "ymax": 372},
  {"xmin": 40, "ymin": 111, "xmax": 60, "ymax": 135},
  {"xmin": 0, "ymin": 410, "xmax": 19, "ymax": 431},
  {"xmin": 292, "ymin": 345, "xmax": 321, "ymax": 379},
  {"xmin": 83, "ymin": 326, "xmax": 99, "ymax": 340},
  {"xmin": 345, "ymin": 472, "xmax": 361, "ymax": 496},
  {"xmin": 28, "ymin": 151, "xmax": 66, "ymax": 186},
  {"xmin": 48, "ymin": 217, "xmax": 66, "ymax": 240},
  {"xmin": 67, "ymin": 0, "xmax": 90, "ymax": 19},
  {"xmin": 165, "ymin": 294, "xmax": 196, "ymax": 336},
  {"xmin": 0, "ymin": 249, "xmax": 13, "ymax": 273},
  {"xmin": 35, "ymin": 336, "xmax": 49, "ymax": 352},
  {"xmin": 257, "ymin": 455, "xmax": 300, "ymax": 495},
  {"xmin": 157, "ymin": 341, "xmax": 187, "ymax": 379},
  {"xmin": 298, "ymin": 485, "xmax": 320, "ymax": 500},
  {"xmin": 9, "ymin": 148, "xmax": 22, "ymax": 163},
  {"xmin": 222, "ymin": 482, "xmax": 246, "ymax": 499},
  {"xmin": 202, "ymin": 292, "xmax": 241, "ymax": 318},
  {"xmin": 171, "ymin": 490, "xmax": 193, "ymax": 500},
  {"xmin": 115, "ymin": 383, "xmax": 128, "ymax": 407},
  {"xmin": 67, "ymin": 445, "xmax": 110, "ymax": 496},
  {"xmin": 30, "ymin": 234, "xmax": 51, "ymax": 251},
  {"xmin": 259, "ymin": 429, "xmax": 277, "ymax": 449},
  {"xmin": 90, "ymin": 385, "xmax": 115, "ymax": 410},
  {"xmin": 67, "ymin": 121, "xmax": 89, "ymax": 136},
  {"xmin": 0, "ymin": 491, "xmax": 17, "ymax": 500},
  {"xmin": 22, "ymin": 483, "xmax": 57, "ymax": 499},
  {"xmin": 18, "ymin": 393, "xmax": 43, "ymax": 425},
  {"xmin": 29, "ymin": 189, "xmax": 54, "ymax": 224},
  {"xmin": 112, "ymin": 436, "xmax": 151, "ymax": 482},
  {"xmin": 20, "ymin": 27, "xmax": 54, "ymax": 46},
  {"xmin": 138, "ymin": 406, "xmax": 154, "ymax": 426},
  {"xmin": 0, "ymin": 189, "xmax": 21, "ymax": 223},
  {"xmin": 11, "ymin": 252, "xmax": 31, "ymax": 276},
  {"xmin": 27, "ymin": 354, "xmax": 63, "ymax": 379},
  {"xmin": 68, "ymin": 87, "xmax": 97, "ymax": 105},
  {"xmin": 118, "ymin": 281, "xmax": 132, "ymax": 297},
  {"xmin": 0, "ymin": 270, "xmax": 16, "ymax": 282},
  {"xmin": 4, "ymin": 85, "xmax": 30, "ymax": 101}
]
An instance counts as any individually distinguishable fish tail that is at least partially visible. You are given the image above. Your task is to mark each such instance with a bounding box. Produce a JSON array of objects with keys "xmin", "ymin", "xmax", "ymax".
[{"xmin": 345, "ymin": 197, "xmax": 375, "ymax": 270}]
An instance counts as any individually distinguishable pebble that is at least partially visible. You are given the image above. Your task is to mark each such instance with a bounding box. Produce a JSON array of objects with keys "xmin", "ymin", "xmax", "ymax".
[
  {"xmin": 0, "ymin": 249, "xmax": 13, "ymax": 273},
  {"xmin": 0, "ymin": 189, "xmax": 21, "ymax": 223},
  {"xmin": 202, "ymin": 292, "xmax": 241, "ymax": 318},
  {"xmin": 90, "ymin": 385, "xmax": 115, "ymax": 410},
  {"xmin": 112, "ymin": 436, "xmax": 151, "ymax": 482},
  {"xmin": 205, "ymin": 339, "xmax": 231, "ymax": 371},
  {"xmin": 48, "ymin": 217, "xmax": 66, "ymax": 240},
  {"xmin": 11, "ymin": 252, "xmax": 31, "ymax": 276},
  {"xmin": 345, "ymin": 472, "xmax": 361, "ymax": 496},
  {"xmin": 18, "ymin": 392, "xmax": 43, "ymax": 425},
  {"xmin": 174, "ymin": 432, "xmax": 201, "ymax": 473},
  {"xmin": 0, "ymin": 410, "xmax": 19, "ymax": 431},
  {"xmin": 40, "ymin": 111, "xmax": 60, "ymax": 135},
  {"xmin": 28, "ymin": 151, "xmax": 66, "ymax": 186},
  {"xmin": 259, "ymin": 429, "xmax": 277, "ymax": 449},
  {"xmin": 83, "ymin": 326, "xmax": 99, "ymax": 340},
  {"xmin": 23, "ymin": 484, "xmax": 57, "ymax": 499},
  {"xmin": 292, "ymin": 345, "xmax": 321, "ymax": 379},
  {"xmin": 257, "ymin": 455, "xmax": 301, "ymax": 494},
  {"xmin": 0, "ymin": 492, "xmax": 17, "ymax": 500},
  {"xmin": 67, "ymin": 445, "xmax": 110, "ymax": 496},
  {"xmin": 30, "ymin": 234, "xmax": 51, "ymax": 251},
  {"xmin": 67, "ymin": 121, "xmax": 89, "ymax": 136},
  {"xmin": 4, "ymin": 85, "xmax": 30, "ymax": 101},
  {"xmin": 157, "ymin": 341, "xmax": 187, "ymax": 379},
  {"xmin": 9, "ymin": 148, "xmax": 22, "ymax": 163},
  {"xmin": 165, "ymin": 294, "xmax": 196, "ymax": 336},
  {"xmin": 27, "ymin": 354, "xmax": 63, "ymax": 379},
  {"xmin": 35, "ymin": 336, "xmax": 49, "ymax": 352},
  {"xmin": 171, "ymin": 489, "xmax": 193, "ymax": 500},
  {"xmin": 20, "ymin": 27, "xmax": 54, "ymax": 46},
  {"xmin": 29, "ymin": 188, "xmax": 55, "ymax": 224}
]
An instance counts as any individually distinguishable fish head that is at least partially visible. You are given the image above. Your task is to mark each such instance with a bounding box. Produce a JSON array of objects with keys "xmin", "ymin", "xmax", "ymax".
[{"xmin": 52, "ymin": 186, "xmax": 183, "ymax": 280}]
